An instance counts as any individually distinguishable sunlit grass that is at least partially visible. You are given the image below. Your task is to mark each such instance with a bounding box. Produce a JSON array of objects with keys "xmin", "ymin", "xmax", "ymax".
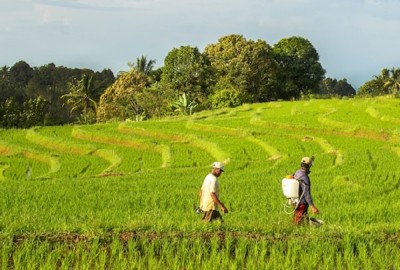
[{"xmin": 1, "ymin": 97, "xmax": 400, "ymax": 268}]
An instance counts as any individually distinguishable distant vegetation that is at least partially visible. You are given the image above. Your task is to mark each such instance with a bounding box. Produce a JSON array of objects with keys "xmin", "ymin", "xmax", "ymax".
[
  {"xmin": 0, "ymin": 34, "xmax": 358, "ymax": 129},
  {"xmin": 1, "ymin": 98, "xmax": 400, "ymax": 268}
]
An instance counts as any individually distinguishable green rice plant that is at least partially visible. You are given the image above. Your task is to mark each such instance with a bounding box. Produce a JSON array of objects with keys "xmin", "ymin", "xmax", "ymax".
[
  {"xmin": 0, "ymin": 143, "xmax": 14, "ymax": 156},
  {"xmin": 72, "ymin": 126, "xmax": 169, "ymax": 168},
  {"xmin": 23, "ymin": 151, "xmax": 60, "ymax": 177},
  {"xmin": 120, "ymin": 121, "xmax": 229, "ymax": 168},
  {"xmin": 0, "ymin": 164, "xmax": 9, "ymax": 181},
  {"xmin": 366, "ymin": 106, "xmax": 381, "ymax": 119},
  {"xmin": 0, "ymin": 154, "xmax": 54, "ymax": 180},
  {"xmin": 1, "ymin": 231, "xmax": 400, "ymax": 269},
  {"xmin": 118, "ymin": 122, "xmax": 189, "ymax": 143},
  {"xmin": 245, "ymin": 136, "xmax": 283, "ymax": 161},
  {"xmin": 185, "ymin": 134, "xmax": 230, "ymax": 164},
  {"xmin": 1, "ymin": 146, "xmax": 53, "ymax": 179},
  {"xmin": 312, "ymin": 136, "xmax": 344, "ymax": 167},
  {"xmin": 1, "ymin": 97, "xmax": 400, "ymax": 268},
  {"xmin": 186, "ymin": 120, "xmax": 249, "ymax": 137},
  {"xmin": 317, "ymin": 106, "xmax": 358, "ymax": 131},
  {"xmin": 93, "ymin": 149, "xmax": 122, "ymax": 173},
  {"xmin": 26, "ymin": 127, "xmax": 94, "ymax": 155}
]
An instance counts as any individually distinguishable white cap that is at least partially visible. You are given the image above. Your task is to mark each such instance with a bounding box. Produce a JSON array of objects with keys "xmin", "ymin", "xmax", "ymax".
[
  {"xmin": 212, "ymin": 161, "xmax": 224, "ymax": 171},
  {"xmin": 301, "ymin": 157, "xmax": 314, "ymax": 166}
]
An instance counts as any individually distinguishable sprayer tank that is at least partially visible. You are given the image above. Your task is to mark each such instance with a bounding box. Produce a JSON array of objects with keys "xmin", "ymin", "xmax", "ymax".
[{"xmin": 282, "ymin": 178, "xmax": 299, "ymax": 199}]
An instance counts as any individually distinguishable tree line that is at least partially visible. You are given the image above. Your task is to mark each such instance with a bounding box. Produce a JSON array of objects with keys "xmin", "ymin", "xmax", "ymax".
[{"xmin": 1, "ymin": 34, "xmax": 397, "ymax": 129}]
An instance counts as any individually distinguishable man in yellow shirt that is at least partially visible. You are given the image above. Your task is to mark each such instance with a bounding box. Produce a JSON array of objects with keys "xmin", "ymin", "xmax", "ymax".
[{"xmin": 198, "ymin": 161, "xmax": 228, "ymax": 222}]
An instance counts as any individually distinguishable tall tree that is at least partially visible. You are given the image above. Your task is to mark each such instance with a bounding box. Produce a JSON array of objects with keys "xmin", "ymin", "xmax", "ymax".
[
  {"xmin": 319, "ymin": 78, "xmax": 337, "ymax": 95},
  {"xmin": 0, "ymin": 97, "xmax": 19, "ymax": 128},
  {"xmin": 97, "ymin": 70, "xmax": 150, "ymax": 122},
  {"xmin": 128, "ymin": 56, "xmax": 156, "ymax": 75},
  {"xmin": 9, "ymin": 60, "xmax": 33, "ymax": 103},
  {"xmin": 273, "ymin": 36, "xmax": 325, "ymax": 99},
  {"xmin": 61, "ymin": 74, "xmax": 102, "ymax": 123},
  {"xmin": 358, "ymin": 80, "xmax": 384, "ymax": 97},
  {"xmin": 204, "ymin": 34, "xmax": 278, "ymax": 102},
  {"xmin": 0, "ymin": 66, "xmax": 13, "ymax": 103},
  {"xmin": 358, "ymin": 68, "xmax": 393, "ymax": 97},
  {"xmin": 334, "ymin": 79, "xmax": 356, "ymax": 97},
  {"xmin": 319, "ymin": 78, "xmax": 356, "ymax": 97},
  {"xmin": 20, "ymin": 97, "xmax": 48, "ymax": 128},
  {"xmin": 25, "ymin": 63, "xmax": 71, "ymax": 125},
  {"xmin": 95, "ymin": 68, "xmax": 115, "ymax": 87},
  {"xmin": 383, "ymin": 68, "xmax": 400, "ymax": 96},
  {"xmin": 9, "ymin": 60, "xmax": 33, "ymax": 86},
  {"xmin": 161, "ymin": 46, "xmax": 214, "ymax": 107}
]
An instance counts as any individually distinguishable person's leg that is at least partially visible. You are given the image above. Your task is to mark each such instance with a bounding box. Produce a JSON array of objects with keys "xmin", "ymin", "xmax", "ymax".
[
  {"xmin": 293, "ymin": 204, "xmax": 308, "ymax": 224},
  {"xmin": 202, "ymin": 210, "xmax": 223, "ymax": 222}
]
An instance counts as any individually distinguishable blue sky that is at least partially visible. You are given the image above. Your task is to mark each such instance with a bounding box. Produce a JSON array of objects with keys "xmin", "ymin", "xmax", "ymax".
[{"xmin": 1, "ymin": 0, "xmax": 399, "ymax": 89}]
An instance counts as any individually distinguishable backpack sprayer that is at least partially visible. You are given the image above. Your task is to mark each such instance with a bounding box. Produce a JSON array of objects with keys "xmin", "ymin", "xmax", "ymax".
[{"xmin": 282, "ymin": 175, "xmax": 305, "ymax": 214}]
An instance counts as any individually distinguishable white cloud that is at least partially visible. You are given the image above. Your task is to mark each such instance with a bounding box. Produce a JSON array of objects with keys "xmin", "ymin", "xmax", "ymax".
[
  {"xmin": 75, "ymin": 0, "xmax": 149, "ymax": 8},
  {"xmin": 34, "ymin": 0, "xmax": 154, "ymax": 9},
  {"xmin": 34, "ymin": 4, "xmax": 71, "ymax": 25},
  {"xmin": 1, "ymin": 0, "xmax": 400, "ymax": 88}
]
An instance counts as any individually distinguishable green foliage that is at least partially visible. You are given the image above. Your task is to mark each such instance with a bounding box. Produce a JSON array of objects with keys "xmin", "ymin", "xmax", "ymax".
[
  {"xmin": 128, "ymin": 55, "xmax": 156, "ymax": 76},
  {"xmin": 97, "ymin": 70, "xmax": 149, "ymax": 122},
  {"xmin": 26, "ymin": 63, "xmax": 84, "ymax": 125},
  {"xmin": 0, "ymin": 66, "xmax": 14, "ymax": 103},
  {"xmin": 273, "ymin": 36, "xmax": 325, "ymax": 99},
  {"xmin": 2, "ymin": 233, "xmax": 398, "ymax": 269},
  {"xmin": 319, "ymin": 78, "xmax": 356, "ymax": 97},
  {"xmin": 1, "ymin": 98, "xmax": 400, "ymax": 267},
  {"xmin": 0, "ymin": 97, "xmax": 48, "ymax": 128},
  {"xmin": 0, "ymin": 97, "xmax": 19, "ymax": 127},
  {"xmin": 358, "ymin": 67, "xmax": 400, "ymax": 97},
  {"xmin": 143, "ymin": 83, "xmax": 176, "ymax": 118},
  {"xmin": 9, "ymin": 60, "xmax": 34, "ymax": 90},
  {"xmin": 171, "ymin": 92, "xmax": 198, "ymax": 115},
  {"xmin": 357, "ymin": 79, "xmax": 384, "ymax": 97},
  {"xmin": 61, "ymin": 74, "xmax": 102, "ymax": 124},
  {"xmin": 0, "ymin": 62, "xmax": 115, "ymax": 128},
  {"xmin": 210, "ymin": 88, "xmax": 245, "ymax": 109},
  {"xmin": 204, "ymin": 34, "xmax": 278, "ymax": 102},
  {"xmin": 161, "ymin": 45, "xmax": 214, "ymax": 101},
  {"xmin": 21, "ymin": 96, "xmax": 49, "ymax": 127},
  {"xmin": 383, "ymin": 67, "xmax": 400, "ymax": 96},
  {"xmin": 1, "ymin": 38, "xmax": 400, "ymax": 132}
]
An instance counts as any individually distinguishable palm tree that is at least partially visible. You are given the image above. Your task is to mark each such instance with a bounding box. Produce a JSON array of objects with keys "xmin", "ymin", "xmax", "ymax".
[
  {"xmin": 128, "ymin": 56, "xmax": 156, "ymax": 75},
  {"xmin": 61, "ymin": 74, "xmax": 102, "ymax": 123},
  {"xmin": 372, "ymin": 68, "xmax": 391, "ymax": 95},
  {"xmin": 383, "ymin": 68, "xmax": 400, "ymax": 96}
]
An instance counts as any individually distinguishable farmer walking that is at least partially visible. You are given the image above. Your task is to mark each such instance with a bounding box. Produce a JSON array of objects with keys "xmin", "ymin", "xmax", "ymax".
[
  {"xmin": 198, "ymin": 161, "xmax": 228, "ymax": 222},
  {"xmin": 293, "ymin": 157, "xmax": 320, "ymax": 225}
]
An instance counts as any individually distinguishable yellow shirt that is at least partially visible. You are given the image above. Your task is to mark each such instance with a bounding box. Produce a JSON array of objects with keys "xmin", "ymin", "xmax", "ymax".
[{"xmin": 200, "ymin": 173, "xmax": 219, "ymax": 211}]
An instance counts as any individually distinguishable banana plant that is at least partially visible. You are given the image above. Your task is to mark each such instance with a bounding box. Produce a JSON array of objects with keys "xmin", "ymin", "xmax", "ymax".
[{"xmin": 172, "ymin": 92, "xmax": 198, "ymax": 115}]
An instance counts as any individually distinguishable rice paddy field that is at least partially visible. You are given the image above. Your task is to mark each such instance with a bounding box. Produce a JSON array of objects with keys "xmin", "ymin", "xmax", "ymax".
[{"xmin": 1, "ymin": 97, "xmax": 400, "ymax": 269}]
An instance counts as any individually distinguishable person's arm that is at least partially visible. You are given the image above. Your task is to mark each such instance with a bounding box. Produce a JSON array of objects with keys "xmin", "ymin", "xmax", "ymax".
[
  {"xmin": 302, "ymin": 176, "xmax": 319, "ymax": 214},
  {"xmin": 211, "ymin": 192, "xmax": 228, "ymax": 213}
]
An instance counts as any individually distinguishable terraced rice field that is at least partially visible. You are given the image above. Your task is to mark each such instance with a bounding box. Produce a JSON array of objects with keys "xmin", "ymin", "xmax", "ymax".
[{"xmin": 1, "ymin": 97, "xmax": 400, "ymax": 269}]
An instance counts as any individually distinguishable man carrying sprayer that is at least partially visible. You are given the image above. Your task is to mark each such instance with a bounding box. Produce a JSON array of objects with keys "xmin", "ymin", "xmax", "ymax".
[
  {"xmin": 293, "ymin": 157, "xmax": 320, "ymax": 225},
  {"xmin": 198, "ymin": 161, "xmax": 228, "ymax": 222}
]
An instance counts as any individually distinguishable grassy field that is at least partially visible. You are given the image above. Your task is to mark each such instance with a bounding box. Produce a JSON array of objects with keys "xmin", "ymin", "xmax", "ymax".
[{"xmin": 1, "ymin": 97, "xmax": 400, "ymax": 269}]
